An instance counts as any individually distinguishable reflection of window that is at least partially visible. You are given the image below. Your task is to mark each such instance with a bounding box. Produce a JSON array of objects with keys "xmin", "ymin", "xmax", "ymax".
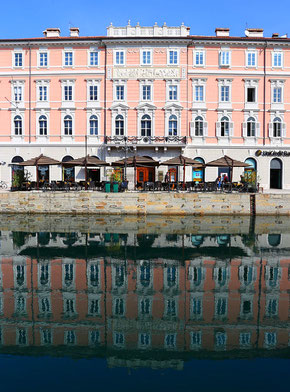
[
  {"xmin": 89, "ymin": 264, "xmax": 99, "ymax": 287},
  {"xmin": 264, "ymin": 332, "xmax": 277, "ymax": 347},
  {"xmin": 140, "ymin": 262, "xmax": 150, "ymax": 287},
  {"xmin": 114, "ymin": 332, "xmax": 125, "ymax": 347},
  {"xmin": 215, "ymin": 332, "xmax": 227, "ymax": 347},
  {"xmin": 268, "ymin": 234, "xmax": 281, "ymax": 247},
  {"xmin": 140, "ymin": 298, "xmax": 151, "ymax": 315},
  {"xmin": 115, "ymin": 266, "xmax": 125, "ymax": 287},
  {"xmin": 16, "ymin": 265, "xmax": 25, "ymax": 286},
  {"xmin": 139, "ymin": 333, "xmax": 151, "ymax": 348},
  {"xmin": 65, "ymin": 330, "xmax": 76, "ymax": 345},
  {"xmin": 191, "ymin": 331, "xmax": 202, "ymax": 349},
  {"xmin": 40, "ymin": 297, "xmax": 51, "ymax": 313},
  {"xmin": 191, "ymin": 297, "xmax": 202, "ymax": 317},
  {"xmin": 41, "ymin": 329, "xmax": 52, "ymax": 345},
  {"xmin": 215, "ymin": 297, "xmax": 227, "ymax": 316},
  {"xmin": 17, "ymin": 329, "xmax": 27, "ymax": 345},
  {"xmin": 239, "ymin": 266, "xmax": 253, "ymax": 285},
  {"xmin": 242, "ymin": 300, "xmax": 252, "ymax": 315},
  {"xmin": 89, "ymin": 299, "xmax": 100, "ymax": 316},
  {"xmin": 114, "ymin": 297, "xmax": 125, "ymax": 316},
  {"xmin": 64, "ymin": 263, "xmax": 74, "ymax": 286},
  {"xmin": 166, "ymin": 298, "xmax": 177, "ymax": 317},
  {"xmin": 266, "ymin": 298, "xmax": 278, "ymax": 317},
  {"xmin": 266, "ymin": 266, "xmax": 279, "ymax": 287},
  {"xmin": 167, "ymin": 267, "xmax": 177, "ymax": 287},
  {"xmin": 89, "ymin": 330, "xmax": 100, "ymax": 346},
  {"xmin": 240, "ymin": 332, "xmax": 251, "ymax": 348},
  {"xmin": 165, "ymin": 334, "xmax": 176, "ymax": 349}
]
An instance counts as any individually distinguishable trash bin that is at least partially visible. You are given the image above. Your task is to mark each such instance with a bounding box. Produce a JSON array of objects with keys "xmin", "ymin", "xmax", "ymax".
[
  {"xmin": 105, "ymin": 182, "xmax": 111, "ymax": 193},
  {"xmin": 113, "ymin": 182, "xmax": 119, "ymax": 193}
]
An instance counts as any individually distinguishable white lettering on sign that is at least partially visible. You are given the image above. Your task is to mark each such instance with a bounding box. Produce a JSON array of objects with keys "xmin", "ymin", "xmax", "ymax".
[{"xmin": 113, "ymin": 67, "xmax": 180, "ymax": 79}]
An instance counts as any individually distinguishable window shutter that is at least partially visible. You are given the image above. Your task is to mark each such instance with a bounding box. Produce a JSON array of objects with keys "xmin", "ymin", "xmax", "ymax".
[
  {"xmin": 204, "ymin": 121, "xmax": 208, "ymax": 136},
  {"xmin": 216, "ymin": 122, "xmax": 221, "ymax": 137},
  {"xmin": 229, "ymin": 122, "xmax": 234, "ymax": 137},
  {"xmin": 256, "ymin": 122, "xmax": 260, "ymax": 137},
  {"xmin": 190, "ymin": 121, "xmax": 194, "ymax": 136},
  {"xmin": 269, "ymin": 122, "xmax": 273, "ymax": 138},
  {"xmin": 282, "ymin": 122, "xmax": 286, "ymax": 138},
  {"xmin": 242, "ymin": 122, "xmax": 247, "ymax": 137},
  {"xmin": 219, "ymin": 51, "xmax": 222, "ymax": 66}
]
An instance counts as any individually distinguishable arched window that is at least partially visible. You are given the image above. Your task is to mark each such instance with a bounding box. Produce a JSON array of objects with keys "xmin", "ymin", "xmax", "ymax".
[
  {"xmin": 89, "ymin": 115, "xmax": 98, "ymax": 136},
  {"xmin": 193, "ymin": 157, "xmax": 205, "ymax": 182},
  {"xmin": 168, "ymin": 115, "xmax": 177, "ymax": 136},
  {"xmin": 273, "ymin": 117, "xmax": 282, "ymax": 137},
  {"xmin": 64, "ymin": 115, "xmax": 73, "ymax": 135},
  {"xmin": 115, "ymin": 114, "xmax": 124, "ymax": 136},
  {"xmin": 247, "ymin": 117, "xmax": 256, "ymax": 137},
  {"xmin": 220, "ymin": 116, "xmax": 229, "ymax": 137},
  {"xmin": 11, "ymin": 156, "xmax": 24, "ymax": 186},
  {"xmin": 14, "ymin": 115, "xmax": 22, "ymax": 136},
  {"xmin": 141, "ymin": 114, "xmax": 151, "ymax": 137},
  {"xmin": 62, "ymin": 155, "xmax": 75, "ymax": 182},
  {"xmin": 195, "ymin": 116, "xmax": 204, "ymax": 136},
  {"xmin": 244, "ymin": 158, "xmax": 257, "ymax": 184},
  {"xmin": 39, "ymin": 115, "xmax": 47, "ymax": 136}
]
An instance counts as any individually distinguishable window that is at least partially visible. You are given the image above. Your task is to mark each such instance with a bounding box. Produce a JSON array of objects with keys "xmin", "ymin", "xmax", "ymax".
[
  {"xmin": 247, "ymin": 87, "xmax": 256, "ymax": 102},
  {"xmin": 39, "ymin": 85, "xmax": 47, "ymax": 101},
  {"xmin": 142, "ymin": 85, "xmax": 151, "ymax": 101},
  {"xmin": 14, "ymin": 115, "xmax": 22, "ymax": 136},
  {"xmin": 141, "ymin": 114, "xmax": 151, "ymax": 137},
  {"xmin": 116, "ymin": 85, "xmax": 124, "ymax": 101},
  {"xmin": 90, "ymin": 50, "xmax": 99, "ymax": 66},
  {"xmin": 273, "ymin": 87, "xmax": 282, "ymax": 103},
  {"xmin": 194, "ymin": 50, "xmax": 205, "ymax": 66},
  {"xmin": 273, "ymin": 117, "xmax": 282, "ymax": 137},
  {"xmin": 195, "ymin": 86, "xmax": 204, "ymax": 102},
  {"xmin": 64, "ymin": 86, "xmax": 73, "ymax": 101},
  {"xmin": 221, "ymin": 86, "xmax": 230, "ymax": 102},
  {"xmin": 195, "ymin": 116, "xmax": 204, "ymax": 136},
  {"xmin": 64, "ymin": 115, "xmax": 73, "ymax": 136},
  {"xmin": 169, "ymin": 85, "xmax": 178, "ymax": 100},
  {"xmin": 168, "ymin": 115, "xmax": 177, "ymax": 136},
  {"xmin": 115, "ymin": 51, "xmax": 125, "ymax": 65},
  {"xmin": 64, "ymin": 51, "xmax": 73, "ymax": 66},
  {"xmin": 115, "ymin": 114, "xmax": 124, "ymax": 136},
  {"xmin": 273, "ymin": 52, "xmax": 282, "ymax": 67},
  {"xmin": 39, "ymin": 115, "xmax": 47, "ymax": 136},
  {"xmin": 142, "ymin": 50, "xmax": 151, "ymax": 65},
  {"xmin": 247, "ymin": 51, "xmax": 256, "ymax": 67},
  {"xmin": 89, "ymin": 85, "xmax": 98, "ymax": 101},
  {"xmin": 14, "ymin": 52, "xmax": 23, "ymax": 67},
  {"xmin": 220, "ymin": 50, "xmax": 230, "ymax": 66},
  {"xmin": 13, "ymin": 86, "xmax": 22, "ymax": 102},
  {"xmin": 168, "ymin": 50, "xmax": 178, "ymax": 65},
  {"xmin": 89, "ymin": 115, "xmax": 98, "ymax": 136},
  {"xmin": 220, "ymin": 116, "xmax": 229, "ymax": 137},
  {"xmin": 247, "ymin": 117, "xmax": 256, "ymax": 137},
  {"xmin": 39, "ymin": 52, "xmax": 48, "ymax": 67}
]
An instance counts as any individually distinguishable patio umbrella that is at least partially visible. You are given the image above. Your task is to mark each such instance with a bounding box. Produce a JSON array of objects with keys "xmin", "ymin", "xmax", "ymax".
[
  {"xmin": 111, "ymin": 156, "xmax": 159, "ymax": 188},
  {"xmin": 160, "ymin": 155, "xmax": 205, "ymax": 188},
  {"xmin": 62, "ymin": 155, "xmax": 108, "ymax": 189},
  {"xmin": 18, "ymin": 154, "xmax": 61, "ymax": 190},
  {"xmin": 206, "ymin": 155, "xmax": 250, "ymax": 182}
]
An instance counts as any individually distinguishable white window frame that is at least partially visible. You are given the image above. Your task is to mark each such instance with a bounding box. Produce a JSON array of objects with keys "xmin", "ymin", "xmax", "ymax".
[
  {"xmin": 194, "ymin": 49, "xmax": 205, "ymax": 67},
  {"xmin": 13, "ymin": 49, "xmax": 24, "ymax": 69},
  {"xmin": 112, "ymin": 110, "xmax": 128, "ymax": 137},
  {"xmin": 190, "ymin": 114, "xmax": 208, "ymax": 138},
  {"xmin": 140, "ymin": 49, "xmax": 152, "ymax": 65},
  {"xmin": 11, "ymin": 111, "xmax": 24, "ymax": 139},
  {"xmin": 166, "ymin": 79, "xmax": 180, "ymax": 102},
  {"xmin": 11, "ymin": 80, "xmax": 25, "ymax": 108},
  {"xmin": 218, "ymin": 79, "xmax": 233, "ymax": 108},
  {"xmin": 216, "ymin": 113, "xmax": 234, "ymax": 139},
  {"xmin": 35, "ymin": 80, "xmax": 50, "ymax": 108},
  {"xmin": 60, "ymin": 79, "xmax": 75, "ymax": 108},
  {"xmin": 36, "ymin": 110, "xmax": 50, "ymax": 138},
  {"xmin": 272, "ymin": 50, "xmax": 283, "ymax": 68},
  {"xmin": 62, "ymin": 48, "xmax": 74, "ymax": 68},
  {"xmin": 139, "ymin": 79, "xmax": 153, "ymax": 102},
  {"xmin": 113, "ymin": 79, "xmax": 127, "ymax": 102},
  {"xmin": 88, "ymin": 47, "xmax": 99, "ymax": 67},
  {"xmin": 38, "ymin": 49, "xmax": 49, "ymax": 68},
  {"xmin": 219, "ymin": 49, "xmax": 231, "ymax": 67},
  {"xmin": 114, "ymin": 49, "xmax": 126, "ymax": 66},
  {"xmin": 61, "ymin": 111, "xmax": 75, "ymax": 139},
  {"xmin": 86, "ymin": 79, "xmax": 101, "ymax": 107},
  {"xmin": 269, "ymin": 114, "xmax": 286, "ymax": 139},
  {"xmin": 270, "ymin": 79, "xmax": 285, "ymax": 110},
  {"xmin": 246, "ymin": 49, "xmax": 257, "ymax": 68},
  {"xmin": 165, "ymin": 108, "xmax": 181, "ymax": 137},
  {"xmin": 87, "ymin": 110, "xmax": 101, "ymax": 138},
  {"xmin": 167, "ymin": 49, "xmax": 179, "ymax": 65},
  {"xmin": 242, "ymin": 114, "xmax": 260, "ymax": 139}
]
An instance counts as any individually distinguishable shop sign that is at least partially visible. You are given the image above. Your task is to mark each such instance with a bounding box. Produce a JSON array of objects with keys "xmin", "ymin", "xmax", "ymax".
[{"xmin": 255, "ymin": 150, "xmax": 290, "ymax": 157}]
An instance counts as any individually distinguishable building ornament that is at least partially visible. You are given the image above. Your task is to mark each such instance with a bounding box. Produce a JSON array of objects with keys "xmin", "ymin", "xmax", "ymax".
[{"xmin": 113, "ymin": 67, "xmax": 180, "ymax": 79}]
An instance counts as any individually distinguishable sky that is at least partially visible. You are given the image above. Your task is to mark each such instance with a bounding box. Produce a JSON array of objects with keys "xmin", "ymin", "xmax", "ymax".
[{"xmin": 0, "ymin": 0, "xmax": 289, "ymax": 39}]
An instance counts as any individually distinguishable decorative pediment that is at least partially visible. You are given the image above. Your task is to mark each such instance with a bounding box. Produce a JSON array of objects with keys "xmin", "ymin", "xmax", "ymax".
[
  {"xmin": 164, "ymin": 102, "xmax": 183, "ymax": 111},
  {"xmin": 110, "ymin": 102, "xmax": 130, "ymax": 112},
  {"xmin": 136, "ymin": 102, "xmax": 157, "ymax": 111}
]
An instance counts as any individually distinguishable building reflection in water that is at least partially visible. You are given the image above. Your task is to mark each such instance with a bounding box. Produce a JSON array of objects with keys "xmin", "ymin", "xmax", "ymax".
[{"xmin": 0, "ymin": 224, "xmax": 289, "ymax": 370}]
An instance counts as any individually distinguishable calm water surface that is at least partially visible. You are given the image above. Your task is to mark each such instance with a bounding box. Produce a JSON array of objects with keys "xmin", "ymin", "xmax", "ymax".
[{"xmin": 0, "ymin": 215, "xmax": 289, "ymax": 391}]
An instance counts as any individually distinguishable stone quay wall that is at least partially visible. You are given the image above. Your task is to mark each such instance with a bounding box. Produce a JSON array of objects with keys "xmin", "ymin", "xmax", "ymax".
[{"xmin": 0, "ymin": 190, "xmax": 290, "ymax": 216}]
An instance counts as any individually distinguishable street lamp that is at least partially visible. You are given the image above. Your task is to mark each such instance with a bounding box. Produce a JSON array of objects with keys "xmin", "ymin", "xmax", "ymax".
[{"xmin": 115, "ymin": 136, "xmax": 136, "ymax": 181}]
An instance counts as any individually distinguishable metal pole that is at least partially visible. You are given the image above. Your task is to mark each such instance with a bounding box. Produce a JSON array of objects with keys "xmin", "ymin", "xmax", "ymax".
[{"xmin": 124, "ymin": 136, "xmax": 127, "ymax": 180}]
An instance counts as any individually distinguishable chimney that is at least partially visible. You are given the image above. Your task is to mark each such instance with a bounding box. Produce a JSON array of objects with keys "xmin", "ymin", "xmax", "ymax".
[
  {"xmin": 70, "ymin": 27, "xmax": 79, "ymax": 37},
  {"xmin": 215, "ymin": 28, "xmax": 230, "ymax": 37},
  {"xmin": 245, "ymin": 28, "xmax": 264, "ymax": 38},
  {"xmin": 272, "ymin": 33, "xmax": 279, "ymax": 38},
  {"xmin": 43, "ymin": 28, "xmax": 61, "ymax": 38}
]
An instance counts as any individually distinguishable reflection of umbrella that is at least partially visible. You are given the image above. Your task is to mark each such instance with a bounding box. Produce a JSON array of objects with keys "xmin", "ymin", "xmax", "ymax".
[
  {"xmin": 62, "ymin": 155, "xmax": 108, "ymax": 189},
  {"xmin": 18, "ymin": 154, "xmax": 61, "ymax": 190},
  {"xmin": 111, "ymin": 156, "xmax": 159, "ymax": 188},
  {"xmin": 161, "ymin": 155, "xmax": 205, "ymax": 188},
  {"xmin": 206, "ymin": 155, "xmax": 250, "ymax": 182}
]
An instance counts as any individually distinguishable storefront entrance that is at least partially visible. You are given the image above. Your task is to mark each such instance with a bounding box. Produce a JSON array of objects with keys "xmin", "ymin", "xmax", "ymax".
[
  {"xmin": 270, "ymin": 158, "xmax": 282, "ymax": 189},
  {"xmin": 88, "ymin": 168, "xmax": 100, "ymax": 182},
  {"xmin": 137, "ymin": 167, "xmax": 155, "ymax": 183}
]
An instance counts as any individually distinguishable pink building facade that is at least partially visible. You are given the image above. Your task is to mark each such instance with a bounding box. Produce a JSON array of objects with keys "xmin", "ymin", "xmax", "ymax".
[{"xmin": 1, "ymin": 24, "xmax": 290, "ymax": 189}]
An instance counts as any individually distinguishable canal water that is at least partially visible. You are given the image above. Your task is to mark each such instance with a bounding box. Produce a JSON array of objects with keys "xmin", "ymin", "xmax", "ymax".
[{"xmin": 0, "ymin": 214, "xmax": 289, "ymax": 391}]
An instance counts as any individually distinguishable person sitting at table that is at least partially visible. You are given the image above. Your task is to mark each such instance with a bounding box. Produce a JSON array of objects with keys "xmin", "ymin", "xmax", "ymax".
[{"xmin": 223, "ymin": 174, "xmax": 229, "ymax": 183}]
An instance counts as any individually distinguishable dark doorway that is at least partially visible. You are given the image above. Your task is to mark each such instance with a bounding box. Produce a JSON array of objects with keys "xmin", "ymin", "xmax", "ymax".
[
  {"xmin": 88, "ymin": 169, "xmax": 100, "ymax": 182},
  {"xmin": 270, "ymin": 158, "xmax": 282, "ymax": 189}
]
